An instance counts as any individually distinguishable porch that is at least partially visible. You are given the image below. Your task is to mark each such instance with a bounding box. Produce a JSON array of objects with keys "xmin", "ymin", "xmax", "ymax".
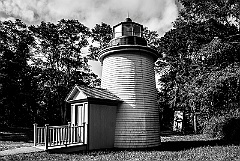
[
  {"xmin": 33, "ymin": 123, "xmax": 87, "ymax": 151},
  {"xmin": 32, "ymin": 85, "xmax": 121, "ymax": 152}
]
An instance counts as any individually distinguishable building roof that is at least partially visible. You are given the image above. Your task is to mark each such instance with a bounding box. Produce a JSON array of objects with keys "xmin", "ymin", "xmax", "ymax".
[{"xmin": 65, "ymin": 85, "xmax": 122, "ymax": 103}]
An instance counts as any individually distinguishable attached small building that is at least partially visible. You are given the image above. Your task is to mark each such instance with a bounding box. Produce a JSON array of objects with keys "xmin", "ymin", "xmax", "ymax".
[{"xmin": 65, "ymin": 85, "xmax": 122, "ymax": 150}]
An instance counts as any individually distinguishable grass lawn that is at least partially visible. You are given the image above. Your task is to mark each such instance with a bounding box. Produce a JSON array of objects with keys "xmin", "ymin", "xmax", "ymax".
[
  {"xmin": 1, "ymin": 133, "xmax": 240, "ymax": 161},
  {"xmin": 1, "ymin": 144, "xmax": 240, "ymax": 161}
]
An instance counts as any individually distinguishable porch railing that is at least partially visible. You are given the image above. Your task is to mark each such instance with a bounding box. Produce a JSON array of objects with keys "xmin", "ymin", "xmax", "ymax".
[{"xmin": 33, "ymin": 122, "xmax": 87, "ymax": 150}]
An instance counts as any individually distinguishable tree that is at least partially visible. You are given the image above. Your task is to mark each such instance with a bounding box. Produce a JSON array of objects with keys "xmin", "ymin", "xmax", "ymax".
[
  {"xmin": 156, "ymin": 0, "xmax": 240, "ymax": 132},
  {"xmin": 88, "ymin": 22, "xmax": 112, "ymax": 61},
  {"xmin": 29, "ymin": 19, "xmax": 100, "ymax": 124},
  {"xmin": 176, "ymin": 0, "xmax": 240, "ymax": 27},
  {"xmin": 0, "ymin": 19, "xmax": 36, "ymax": 127},
  {"xmin": 143, "ymin": 27, "xmax": 160, "ymax": 51}
]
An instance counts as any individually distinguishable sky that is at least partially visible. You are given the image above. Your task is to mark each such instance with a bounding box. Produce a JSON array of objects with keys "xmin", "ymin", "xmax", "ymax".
[{"xmin": 0, "ymin": 0, "xmax": 181, "ymax": 77}]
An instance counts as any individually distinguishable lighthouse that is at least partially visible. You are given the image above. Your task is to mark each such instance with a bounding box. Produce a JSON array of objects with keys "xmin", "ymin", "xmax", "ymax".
[{"xmin": 99, "ymin": 18, "xmax": 161, "ymax": 148}]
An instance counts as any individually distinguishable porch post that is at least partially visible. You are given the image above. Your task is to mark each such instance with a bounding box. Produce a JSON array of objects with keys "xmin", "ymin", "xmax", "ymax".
[
  {"xmin": 83, "ymin": 122, "xmax": 86, "ymax": 144},
  {"xmin": 68, "ymin": 122, "xmax": 71, "ymax": 144},
  {"xmin": 44, "ymin": 124, "xmax": 49, "ymax": 150},
  {"xmin": 33, "ymin": 123, "xmax": 37, "ymax": 146}
]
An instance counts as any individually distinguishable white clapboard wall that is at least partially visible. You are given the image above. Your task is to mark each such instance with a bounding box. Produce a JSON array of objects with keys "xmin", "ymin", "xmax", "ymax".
[{"xmin": 101, "ymin": 48, "xmax": 160, "ymax": 148}]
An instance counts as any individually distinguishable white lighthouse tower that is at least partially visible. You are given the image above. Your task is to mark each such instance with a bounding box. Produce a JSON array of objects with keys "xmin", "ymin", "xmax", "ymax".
[{"xmin": 99, "ymin": 18, "xmax": 160, "ymax": 148}]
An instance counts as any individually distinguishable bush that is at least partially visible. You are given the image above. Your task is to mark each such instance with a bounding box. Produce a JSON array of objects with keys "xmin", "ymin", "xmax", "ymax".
[
  {"xmin": 222, "ymin": 117, "xmax": 240, "ymax": 142},
  {"xmin": 203, "ymin": 115, "xmax": 226, "ymax": 138},
  {"xmin": 203, "ymin": 109, "xmax": 240, "ymax": 142}
]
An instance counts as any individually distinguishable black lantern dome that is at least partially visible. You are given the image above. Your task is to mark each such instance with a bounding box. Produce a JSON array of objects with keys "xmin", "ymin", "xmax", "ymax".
[{"xmin": 109, "ymin": 18, "xmax": 147, "ymax": 46}]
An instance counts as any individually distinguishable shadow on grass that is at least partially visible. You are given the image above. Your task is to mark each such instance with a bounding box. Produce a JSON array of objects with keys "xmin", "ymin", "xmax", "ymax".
[
  {"xmin": 75, "ymin": 138, "xmax": 240, "ymax": 155},
  {"xmin": 157, "ymin": 139, "xmax": 226, "ymax": 151},
  {"xmin": 0, "ymin": 127, "xmax": 33, "ymax": 142}
]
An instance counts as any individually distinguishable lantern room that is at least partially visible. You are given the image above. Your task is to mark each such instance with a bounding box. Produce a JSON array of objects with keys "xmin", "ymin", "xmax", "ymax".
[{"xmin": 109, "ymin": 18, "xmax": 147, "ymax": 46}]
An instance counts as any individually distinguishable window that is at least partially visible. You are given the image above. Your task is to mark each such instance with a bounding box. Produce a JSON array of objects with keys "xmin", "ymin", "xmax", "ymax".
[
  {"xmin": 71, "ymin": 103, "xmax": 88, "ymax": 126},
  {"xmin": 114, "ymin": 25, "xmax": 122, "ymax": 38},
  {"xmin": 133, "ymin": 25, "xmax": 141, "ymax": 37},
  {"xmin": 123, "ymin": 24, "xmax": 133, "ymax": 36},
  {"xmin": 75, "ymin": 104, "xmax": 83, "ymax": 126}
]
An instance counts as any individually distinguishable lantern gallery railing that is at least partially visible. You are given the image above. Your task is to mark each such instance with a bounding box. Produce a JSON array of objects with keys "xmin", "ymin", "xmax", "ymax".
[{"xmin": 33, "ymin": 123, "xmax": 87, "ymax": 150}]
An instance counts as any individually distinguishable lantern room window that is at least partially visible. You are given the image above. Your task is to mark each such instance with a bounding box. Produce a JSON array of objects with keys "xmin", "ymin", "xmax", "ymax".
[
  {"xmin": 114, "ymin": 25, "xmax": 122, "ymax": 38},
  {"xmin": 133, "ymin": 25, "xmax": 141, "ymax": 37},
  {"xmin": 123, "ymin": 24, "xmax": 132, "ymax": 36}
]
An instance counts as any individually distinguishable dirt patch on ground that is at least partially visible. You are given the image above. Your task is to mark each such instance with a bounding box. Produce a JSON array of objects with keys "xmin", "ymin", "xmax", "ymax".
[
  {"xmin": 0, "ymin": 127, "xmax": 34, "ymax": 151},
  {"xmin": 0, "ymin": 141, "xmax": 33, "ymax": 151}
]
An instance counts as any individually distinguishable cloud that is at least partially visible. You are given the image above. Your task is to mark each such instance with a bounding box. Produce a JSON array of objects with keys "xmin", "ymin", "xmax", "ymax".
[{"xmin": 0, "ymin": 0, "xmax": 179, "ymax": 36}]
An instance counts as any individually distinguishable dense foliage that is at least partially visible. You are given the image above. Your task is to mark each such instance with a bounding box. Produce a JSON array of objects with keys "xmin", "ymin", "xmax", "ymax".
[
  {"xmin": 0, "ymin": 20, "xmax": 37, "ymax": 127},
  {"xmin": 0, "ymin": 19, "xmax": 101, "ymax": 127},
  {"xmin": 156, "ymin": 0, "xmax": 240, "ymax": 134},
  {"xmin": 203, "ymin": 110, "xmax": 240, "ymax": 142}
]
